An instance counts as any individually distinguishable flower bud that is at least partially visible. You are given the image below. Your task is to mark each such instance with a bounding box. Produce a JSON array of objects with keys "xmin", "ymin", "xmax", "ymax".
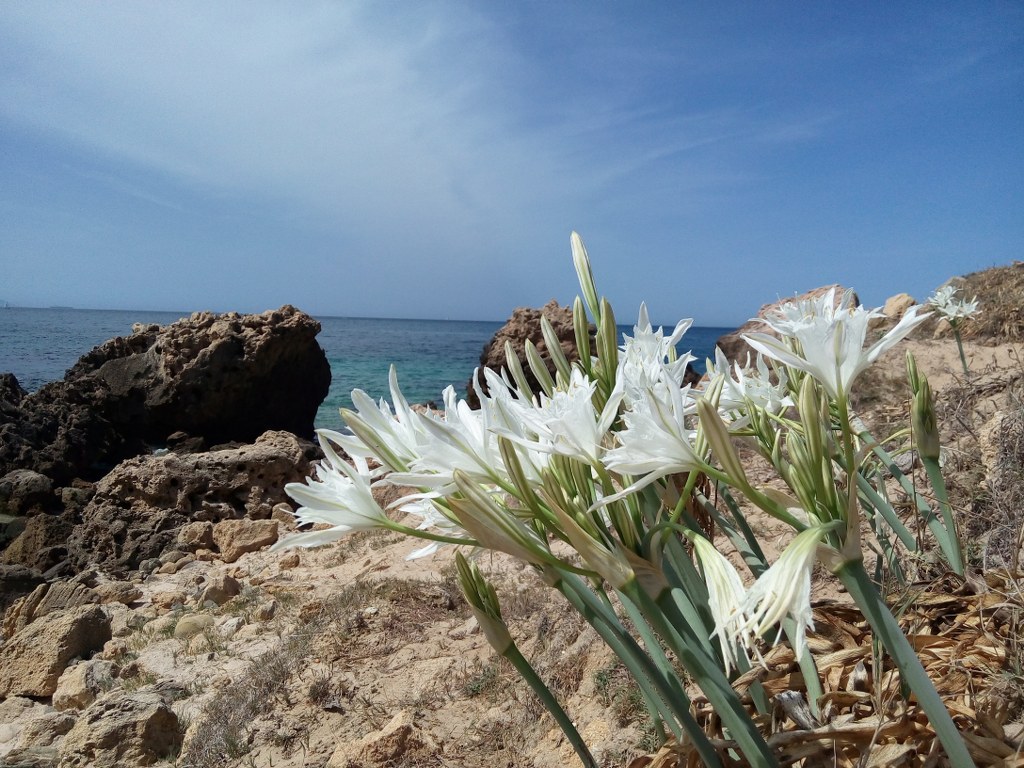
[{"xmin": 911, "ymin": 376, "xmax": 941, "ymax": 461}]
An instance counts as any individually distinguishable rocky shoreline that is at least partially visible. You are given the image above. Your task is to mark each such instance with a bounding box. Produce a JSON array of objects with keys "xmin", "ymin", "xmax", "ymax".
[{"xmin": 0, "ymin": 263, "xmax": 1021, "ymax": 767}]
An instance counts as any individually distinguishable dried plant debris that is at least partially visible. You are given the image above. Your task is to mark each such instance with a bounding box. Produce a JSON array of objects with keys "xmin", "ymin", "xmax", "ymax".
[{"xmin": 640, "ymin": 571, "xmax": 1024, "ymax": 767}]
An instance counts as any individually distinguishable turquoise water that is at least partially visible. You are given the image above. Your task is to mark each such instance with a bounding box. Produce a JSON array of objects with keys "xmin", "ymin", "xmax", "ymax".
[{"xmin": 0, "ymin": 307, "xmax": 730, "ymax": 431}]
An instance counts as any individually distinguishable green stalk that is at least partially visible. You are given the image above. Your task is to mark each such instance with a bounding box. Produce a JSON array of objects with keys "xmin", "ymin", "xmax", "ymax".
[
  {"xmin": 921, "ymin": 457, "xmax": 965, "ymax": 575},
  {"xmin": 834, "ymin": 558, "xmax": 976, "ymax": 766},
  {"xmin": 556, "ymin": 573, "xmax": 724, "ymax": 767},
  {"xmin": 619, "ymin": 579, "xmax": 778, "ymax": 767},
  {"xmin": 503, "ymin": 644, "xmax": 598, "ymax": 768},
  {"xmin": 952, "ymin": 326, "xmax": 970, "ymax": 378}
]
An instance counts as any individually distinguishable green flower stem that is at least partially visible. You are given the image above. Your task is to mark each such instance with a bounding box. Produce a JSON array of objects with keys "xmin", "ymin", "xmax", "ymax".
[
  {"xmin": 557, "ymin": 573, "xmax": 723, "ymax": 766},
  {"xmin": 834, "ymin": 558, "xmax": 976, "ymax": 766},
  {"xmin": 502, "ymin": 643, "xmax": 598, "ymax": 768},
  {"xmin": 952, "ymin": 327, "xmax": 970, "ymax": 378},
  {"xmin": 854, "ymin": 473, "xmax": 917, "ymax": 550},
  {"xmin": 857, "ymin": 434, "xmax": 964, "ymax": 575},
  {"xmin": 921, "ymin": 456, "xmax": 965, "ymax": 575},
  {"xmin": 782, "ymin": 615, "xmax": 824, "ymax": 719},
  {"xmin": 619, "ymin": 580, "xmax": 779, "ymax": 768}
]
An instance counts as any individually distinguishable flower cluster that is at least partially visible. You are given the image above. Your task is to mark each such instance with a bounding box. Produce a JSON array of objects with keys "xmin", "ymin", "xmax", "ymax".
[
  {"xmin": 275, "ymin": 234, "xmax": 972, "ymax": 766},
  {"xmin": 928, "ymin": 285, "xmax": 980, "ymax": 324}
]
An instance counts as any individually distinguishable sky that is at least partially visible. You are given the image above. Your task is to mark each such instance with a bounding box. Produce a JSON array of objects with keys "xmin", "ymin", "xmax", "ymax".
[{"xmin": 0, "ymin": 2, "xmax": 1021, "ymax": 327}]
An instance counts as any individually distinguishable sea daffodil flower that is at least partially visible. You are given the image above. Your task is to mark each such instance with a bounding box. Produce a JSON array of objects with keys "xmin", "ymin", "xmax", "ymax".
[
  {"xmin": 744, "ymin": 287, "xmax": 929, "ymax": 400},
  {"xmin": 735, "ymin": 525, "xmax": 827, "ymax": 665},
  {"xmin": 927, "ymin": 285, "xmax": 980, "ymax": 323},
  {"xmin": 274, "ymin": 431, "xmax": 391, "ymax": 550}
]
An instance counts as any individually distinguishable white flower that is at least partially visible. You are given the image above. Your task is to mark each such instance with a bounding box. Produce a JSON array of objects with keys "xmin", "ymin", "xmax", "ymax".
[
  {"xmin": 273, "ymin": 431, "xmax": 390, "ymax": 550},
  {"xmin": 690, "ymin": 534, "xmax": 749, "ymax": 674},
  {"xmin": 705, "ymin": 347, "xmax": 793, "ymax": 420},
  {"xmin": 734, "ymin": 526, "xmax": 825, "ymax": 665},
  {"xmin": 616, "ymin": 303, "xmax": 694, "ymax": 405},
  {"xmin": 743, "ymin": 287, "xmax": 930, "ymax": 400},
  {"xmin": 510, "ymin": 368, "xmax": 619, "ymax": 464},
  {"xmin": 601, "ymin": 381, "xmax": 704, "ymax": 500},
  {"xmin": 927, "ymin": 285, "xmax": 980, "ymax": 324}
]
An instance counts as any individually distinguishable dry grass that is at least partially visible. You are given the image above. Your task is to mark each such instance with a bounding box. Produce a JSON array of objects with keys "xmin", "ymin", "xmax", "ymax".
[{"xmin": 948, "ymin": 262, "xmax": 1024, "ymax": 343}]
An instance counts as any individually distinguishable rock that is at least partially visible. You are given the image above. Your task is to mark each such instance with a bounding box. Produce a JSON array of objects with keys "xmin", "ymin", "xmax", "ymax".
[
  {"xmin": 177, "ymin": 520, "xmax": 215, "ymax": 551},
  {"xmin": 0, "ymin": 305, "xmax": 329, "ymax": 486},
  {"xmin": 0, "ymin": 564, "xmax": 45, "ymax": 614},
  {"xmin": 0, "ymin": 470, "xmax": 53, "ymax": 516},
  {"xmin": 55, "ymin": 689, "xmax": 182, "ymax": 767},
  {"xmin": 1, "ymin": 513, "xmax": 74, "ymax": 573},
  {"xmin": 62, "ymin": 432, "xmax": 310, "ymax": 574},
  {"xmin": 0, "ymin": 696, "xmax": 74, "ymax": 763},
  {"xmin": 278, "ymin": 551, "xmax": 300, "ymax": 570},
  {"xmin": 882, "ymin": 293, "xmax": 917, "ymax": 321},
  {"xmin": 52, "ymin": 660, "xmax": 118, "ymax": 711},
  {"xmin": 466, "ymin": 300, "xmax": 594, "ymax": 408},
  {"xmin": 219, "ymin": 616, "xmax": 245, "ymax": 639},
  {"xmin": 0, "ymin": 372, "xmax": 27, "ymax": 408},
  {"xmin": 2, "ymin": 581, "xmax": 99, "ymax": 639},
  {"xmin": 327, "ymin": 710, "xmax": 437, "ymax": 768},
  {"xmin": 212, "ymin": 519, "xmax": 280, "ymax": 563},
  {"xmin": 198, "ymin": 573, "xmax": 241, "ymax": 606},
  {"xmin": 91, "ymin": 580, "xmax": 142, "ymax": 606},
  {"xmin": 173, "ymin": 614, "xmax": 215, "ymax": 640},
  {"xmin": 0, "ymin": 605, "xmax": 112, "ymax": 698},
  {"xmin": 254, "ymin": 599, "xmax": 277, "ymax": 621},
  {"xmin": 715, "ymin": 285, "xmax": 858, "ymax": 363}
]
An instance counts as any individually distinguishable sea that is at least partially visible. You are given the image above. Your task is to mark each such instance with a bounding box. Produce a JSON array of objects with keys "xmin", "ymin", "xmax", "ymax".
[{"xmin": 0, "ymin": 307, "xmax": 730, "ymax": 432}]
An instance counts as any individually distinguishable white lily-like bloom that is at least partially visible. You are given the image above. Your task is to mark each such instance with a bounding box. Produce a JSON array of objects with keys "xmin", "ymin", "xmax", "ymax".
[
  {"xmin": 744, "ymin": 287, "xmax": 930, "ymax": 400},
  {"xmin": 735, "ymin": 525, "xmax": 825, "ymax": 665},
  {"xmin": 386, "ymin": 383, "xmax": 503, "ymax": 494},
  {"xmin": 616, "ymin": 303, "xmax": 694, "ymax": 405},
  {"xmin": 511, "ymin": 368, "xmax": 618, "ymax": 464},
  {"xmin": 690, "ymin": 534, "xmax": 750, "ymax": 674},
  {"xmin": 927, "ymin": 285, "xmax": 980, "ymax": 323},
  {"xmin": 331, "ymin": 367, "xmax": 428, "ymax": 472},
  {"xmin": 602, "ymin": 380, "xmax": 704, "ymax": 500},
  {"xmin": 397, "ymin": 497, "xmax": 472, "ymax": 559},
  {"xmin": 705, "ymin": 347, "xmax": 793, "ymax": 421},
  {"xmin": 274, "ymin": 432, "xmax": 391, "ymax": 550}
]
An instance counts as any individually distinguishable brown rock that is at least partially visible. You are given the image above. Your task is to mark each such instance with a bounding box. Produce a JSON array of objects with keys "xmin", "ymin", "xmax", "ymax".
[
  {"xmin": 715, "ymin": 285, "xmax": 858, "ymax": 363},
  {"xmin": 52, "ymin": 659, "xmax": 118, "ymax": 711},
  {"xmin": 212, "ymin": 519, "xmax": 279, "ymax": 563},
  {"xmin": 0, "ymin": 470, "xmax": 53, "ymax": 516},
  {"xmin": 63, "ymin": 431, "xmax": 311, "ymax": 575},
  {"xmin": 177, "ymin": 520, "xmax": 215, "ymax": 551},
  {"xmin": 199, "ymin": 573, "xmax": 242, "ymax": 606},
  {"xmin": 882, "ymin": 293, "xmax": 917, "ymax": 321},
  {"xmin": 92, "ymin": 580, "xmax": 142, "ymax": 606},
  {"xmin": 0, "ymin": 306, "xmax": 329, "ymax": 487},
  {"xmin": 278, "ymin": 552, "xmax": 300, "ymax": 570},
  {"xmin": 0, "ymin": 605, "xmax": 112, "ymax": 698},
  {"xmin": 2, "ymin": 581, "xmax": 99, "ymax": 639},
  {"xmin": 327, "ymin": 710, "xmax": 437, "ymax": 768},
  {"xmin": 56, "ymin": 689, "xmax": 182, "ymax": 767},
  {"xmin": 466, "ymin": 300, "xmax": 593, "ymax": 408}
]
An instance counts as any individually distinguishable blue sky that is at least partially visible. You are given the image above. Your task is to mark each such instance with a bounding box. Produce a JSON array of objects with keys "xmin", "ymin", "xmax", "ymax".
[{"xmin": 1, "ymin": 2, "xmax": 1021, "ymax": 326}]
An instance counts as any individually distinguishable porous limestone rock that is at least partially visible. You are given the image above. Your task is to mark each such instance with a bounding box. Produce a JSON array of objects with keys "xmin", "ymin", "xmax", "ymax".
[
  {"xmin": 2, "ymin": 581, "xmax": 99, "ymax": 640},
  {"xmin": 53, "ymin": 659, "xmax": 118, "ymax": 711},
  {"xmin": 212, "ymin": 518, "xmax": 280, "ymax": 563},
  {"xmin": 0, "ymin": 605, "xmax": 111, "ymax": 698},
  {"xmin": 62, "ymin": 432, "xmax": 308, "ymax": 574},
  {"xmin": 327, "ymin": 709, "xmax": 437, "ymax": 768},
  {"xmin": 466, "ymin": 299, "xmax": 592, "ymax": 408},
  {"xmin": 0, "ymin": 306, "xmax": 329, "ymax": 486},
  {"xmin": 198, "ymin": 572, "xmax": 241, "ymax": 606},
  {"xmin": 55, "ymin": 688, "xmax": 182, "ymax": 767}
]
